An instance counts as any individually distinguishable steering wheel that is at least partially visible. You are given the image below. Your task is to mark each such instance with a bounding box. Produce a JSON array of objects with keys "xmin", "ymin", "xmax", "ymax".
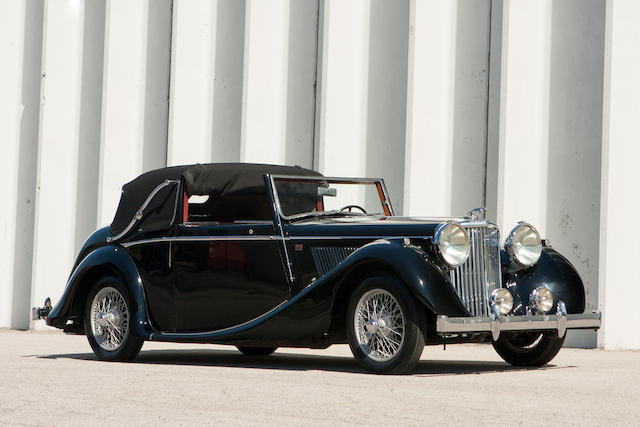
[{"xmin": 339, "ymin": 205, "xmax": 367, "ymax": 215}]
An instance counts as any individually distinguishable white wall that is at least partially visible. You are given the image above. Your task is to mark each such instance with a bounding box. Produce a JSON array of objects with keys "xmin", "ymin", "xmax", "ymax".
[
  {"xmin": 404, "ymin": 0, "xmax": 490, "ymax": 217},
  {"xmin": 496, "ymin": 0, "xmax": 552, "ymax": 235},
  {"xmin": 599, "ymin": 0, "xmax": 640, "ymax": 350},
  {"xmin": 0, "ymin": 0, "xmax": 42, "ymax": 329},
  {"xmin": 30, "ymin": 0, "xmax": 105, "ymax": 330},
  {"xmin": 98, "ymin": 0, "xmax": 171, "ymax": 226},
  {"xmin": 315, "ymin": 0, "xmax": 370, "ymax": 178},
  {"xmin": 495, "ymin": 0, "xmax": 605, "ymax": 347},
  {"xmin": 0, "ymin": 0, "xmax": 634, "ymax": 349},
  {"xmin": 167, "ymin": 0, "xmax": 245, "ymax": 166},
  {"xmin": 546, "ymin": 0, "xmax": 605, "ymax": 348}
]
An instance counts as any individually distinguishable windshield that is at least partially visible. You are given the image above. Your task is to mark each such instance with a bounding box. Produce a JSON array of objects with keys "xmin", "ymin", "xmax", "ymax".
[{"xmin": 272, "ymin": 176, "xmax": 392, "ymax": 220}]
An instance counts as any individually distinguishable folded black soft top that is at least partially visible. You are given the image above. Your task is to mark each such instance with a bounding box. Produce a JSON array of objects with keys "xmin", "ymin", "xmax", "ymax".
[{"xmin": 109, "ymin": 163, "xmax": 322, "ymax": 235}]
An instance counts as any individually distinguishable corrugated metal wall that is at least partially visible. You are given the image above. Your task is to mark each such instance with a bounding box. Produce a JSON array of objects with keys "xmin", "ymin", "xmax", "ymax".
[{"xmin": 1, "ymin": 0, "xmax": 637, "ymax": 349}]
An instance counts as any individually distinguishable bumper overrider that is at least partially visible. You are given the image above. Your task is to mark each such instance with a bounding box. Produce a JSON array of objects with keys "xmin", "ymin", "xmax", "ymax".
[{"xmin": 436, "ymin": 301, "xmax": 601, "ymax": 341}]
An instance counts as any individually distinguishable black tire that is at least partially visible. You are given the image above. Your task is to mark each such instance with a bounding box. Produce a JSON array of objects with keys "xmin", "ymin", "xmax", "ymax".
[
  {"xmin": 236, "ymin": 346, "xmax": 277, "ymax": 356},
  {"xmin": 492, "ymin": 331, "xmax": 565, "ymax": 366},
  {"xmin": 346, "ymin": 273, "xmax": 426, "ymax": 374},
  {"xmin": 84, "ymin": 276, "xmax": 143, "ymax": 362}
]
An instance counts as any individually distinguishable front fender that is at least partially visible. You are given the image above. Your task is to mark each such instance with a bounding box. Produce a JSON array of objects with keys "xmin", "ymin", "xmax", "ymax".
[
  {"xmin": 504, "ymin": 247, "xmax": 586, "ymax": 314},
  {"xmin": 47, "ymin": 245, "xmax": 152, "ymax": 338},
  {"xmin": 333, "ymin": 239, "xmax": 468, "ymax": 317}
]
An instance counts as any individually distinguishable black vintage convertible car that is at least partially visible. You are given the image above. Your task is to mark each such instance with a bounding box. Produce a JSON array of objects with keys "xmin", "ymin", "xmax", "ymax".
[{"xmin": 34, "ymin": 163, "xmax": 601, "ymax": 373}]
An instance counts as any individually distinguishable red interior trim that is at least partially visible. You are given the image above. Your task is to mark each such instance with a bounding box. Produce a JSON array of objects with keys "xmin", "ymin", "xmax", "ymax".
[
  {"xmin": 183, "ymin": 187, "xmax": 189, "ymax": 223},
  {"xmin": 376, "ymin": 183, "xmax": 391, "ymax": 216}
]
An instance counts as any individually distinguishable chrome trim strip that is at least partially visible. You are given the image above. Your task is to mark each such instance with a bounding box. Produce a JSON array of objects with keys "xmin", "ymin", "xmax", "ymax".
[
  {"xmin": 108, "ymin": 179, "xmax": 181, "ymax": 243},
  {"xmin": 121, "ymin": 235, "xmax": 277, "ymax": 247},
  {"xmin": 286, "ymin": 235, "xmax": 432, "ymax": 240},
  {"xmin": 120, "ymin": 235, "xmax": 439, "ymax": 247},
  {"xmin": 267, "ymin": 174, "xmax": 296, "ymax": 283},
  {"xmin": 269, "ymin": 174, "xmax": 386, "ymax": 183},
  {"xmin": 436, "ymin": 311, "xmax": 601, "ymax": 337}
]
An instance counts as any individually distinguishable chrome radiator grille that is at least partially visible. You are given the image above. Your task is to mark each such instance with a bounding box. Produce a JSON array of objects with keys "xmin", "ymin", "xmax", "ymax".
[{"xmin": 449, "ymin": 225, "xmax": 501, "ymax": 317}]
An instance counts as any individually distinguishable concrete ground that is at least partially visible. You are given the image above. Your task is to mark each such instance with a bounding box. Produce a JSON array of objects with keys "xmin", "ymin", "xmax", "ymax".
[{"xmin": 0, "ymin": 329, "xmax": 638, "ymax": 426}]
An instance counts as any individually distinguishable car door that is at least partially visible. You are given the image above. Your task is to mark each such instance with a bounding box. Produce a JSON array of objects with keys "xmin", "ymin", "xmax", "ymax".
[{"xmin": 172, "ymin": 222, "xmax": 290, "ymax": 332}]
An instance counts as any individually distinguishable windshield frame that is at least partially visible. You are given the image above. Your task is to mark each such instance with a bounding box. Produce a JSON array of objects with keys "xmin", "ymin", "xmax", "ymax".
[{"xmin": 268, "ymin": 174, "xmax": 395, "ymax": 222}]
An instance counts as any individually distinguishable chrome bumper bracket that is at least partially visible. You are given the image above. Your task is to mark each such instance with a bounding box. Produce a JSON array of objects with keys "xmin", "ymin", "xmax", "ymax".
[{"xmin": 31, "ymin": 297, "xmax": 52, "ymax": 321}]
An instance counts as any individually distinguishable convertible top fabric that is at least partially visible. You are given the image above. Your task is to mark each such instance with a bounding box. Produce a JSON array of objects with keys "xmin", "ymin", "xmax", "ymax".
[{"xmin": 109, "ymin": 163, "xmax": 322, "ymax": 235}]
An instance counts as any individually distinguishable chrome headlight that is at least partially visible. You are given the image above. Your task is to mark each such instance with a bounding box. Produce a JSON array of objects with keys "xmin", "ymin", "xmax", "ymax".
[
  {"xmin": 530, "ymin": 287, "xmax": 553, "ymax": 314},
  {"xmin": 505, "ymin": 222, "xmax": 542, "ymax": 266},
  {"xmin": 434, "ymin": 222, "xmax": 470, "ymax": 267},
  {"xmin": 491, "ymin": 288, "xmax": 514, "ymax": 315}
]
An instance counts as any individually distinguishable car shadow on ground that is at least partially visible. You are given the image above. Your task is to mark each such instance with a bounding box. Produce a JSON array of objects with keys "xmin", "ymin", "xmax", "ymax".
[{"xmin": 32, "ymin": 348, "xmax": 574, "ymax": 376}]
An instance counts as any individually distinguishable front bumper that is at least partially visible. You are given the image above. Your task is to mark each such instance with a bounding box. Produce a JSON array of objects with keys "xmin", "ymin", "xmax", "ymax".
[{"xmin": 436, "ymin": 310, "xmax": 601, "ymax": 341}]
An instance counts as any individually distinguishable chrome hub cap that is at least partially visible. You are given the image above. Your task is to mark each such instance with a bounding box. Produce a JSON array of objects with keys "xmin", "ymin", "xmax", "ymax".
[
  {"xmin": 90, "ymin": 287, "xmax": 129, "ymax": 352},
  {"xmin": 354, "ymin": 289, "xmax": 405, "ymax": 363},
  {"xmin": 366, "ymin": 318, "xmax": 379, "ymax": 334}
]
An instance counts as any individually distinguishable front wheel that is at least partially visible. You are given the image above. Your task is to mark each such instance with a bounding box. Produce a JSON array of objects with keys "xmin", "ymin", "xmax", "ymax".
[
  {"xmin": 84, "ymin": 276, "xmax": 143, "ymax": 361},
  {"xmin": 346, "ymin": 274, "xmax": 426, "ymax": 374},
  {"xmin": 492, "ymin": 331, "xmax": 565, "ymax": 366}
]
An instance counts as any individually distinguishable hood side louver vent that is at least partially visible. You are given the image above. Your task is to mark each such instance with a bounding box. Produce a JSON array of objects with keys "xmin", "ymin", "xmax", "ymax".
[{"xmin": 311, "ymin": 247, "xmax": 358, "ymax": 276}]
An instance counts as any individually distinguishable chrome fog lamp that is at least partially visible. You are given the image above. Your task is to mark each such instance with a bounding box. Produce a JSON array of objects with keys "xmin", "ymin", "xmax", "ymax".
[
  {"xmin": 433, "ymin": 222, "xmax": 470, "ymax": 267},
  {"xmin": 490, "ymin": 288, "xmax": 514, "ymax": 315},
  {"xmin": 530, "ymin": 287, "xmax": 553, "ymax": 314},
  {"xmin": 505, "ymin": 222, "xmax": 542, "ymax": 266}
]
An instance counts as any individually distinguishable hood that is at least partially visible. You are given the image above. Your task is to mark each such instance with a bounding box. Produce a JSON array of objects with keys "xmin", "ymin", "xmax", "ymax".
[{"xmin": 285, "ymin": 215, "xmax": 470, "ymax": 238}]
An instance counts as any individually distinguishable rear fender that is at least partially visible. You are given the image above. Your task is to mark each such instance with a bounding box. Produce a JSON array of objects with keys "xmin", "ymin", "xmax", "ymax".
[{"xmin": 46, "ymin": 245, "xmax": 152, "ymax": 338}]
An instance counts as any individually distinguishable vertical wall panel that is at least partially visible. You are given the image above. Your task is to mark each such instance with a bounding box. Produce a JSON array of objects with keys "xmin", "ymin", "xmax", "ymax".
[
  {"xmin": 496, "ymin": 0, "xmax": 605, "ymax": 348},
  {"xmin": 315, "ymin": 0, "xmax": 370, "ymax": 177},
  {"xmin": 167, "ymin": 0, "xmax": 245, "ymax": 166},
  {"xmin": 240, "ymin": 0, "xmax": 289, "ymax": 163},
  {"xmin": 547, "ymin": 0, "xmax": 605, "ymax": 348},
  {"xmin": 97, "ymin": 0, "xmax": 171, "ymax": 226},
  {"xmin": 599, "ymin": 0, "xmax": 640, "ymax": 350},
  {"xmin": 404, "ymin": 0, "xmax": 490, "ymax": 217},
  {"xmin": 75, "ymin": 0, "xmax": 105, "ymax": 249},
  {"xmin": 496, "ymin": 0, "xmax": 552, "ymax": 234},
  {"xmin": 240, "ymin": 0, "xmax": 317, "ymax": 167},
  {"xmin": 485, "ymin": 0, "xmax": 503, "ymax": 223},
  {"xmin": 0, "ymin": 0, "xmax": 42, "ymax": 329},
  {"xmin": 284, "ymin": 0, "xmax": 318, "ymax": 169},
  {"xmin": 365, "ymin": 0, "xmax": 409, "ymax": 214},
  {"xmin": 30, "ymin": 0, "xmax": 104, "ymax": 328}
]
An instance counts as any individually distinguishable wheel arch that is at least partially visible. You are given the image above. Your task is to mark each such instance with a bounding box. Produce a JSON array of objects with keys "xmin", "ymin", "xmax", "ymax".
[
  {"xmin": 46, "ymin": 245, "xmax": 152, "ymax": 339},
  {"xmin": 505, "ymin": 247, "xmax": 587, "ymax": 315},
  {"xmin": 325, "ymin": 240, "xmax": 468, "ymax": 337},
  {"xmin": 327, "ymin": 261, "xmax": 392, "ymax": 338}
]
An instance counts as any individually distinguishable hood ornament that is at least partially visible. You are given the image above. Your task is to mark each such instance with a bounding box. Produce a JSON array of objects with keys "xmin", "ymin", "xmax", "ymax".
[{"xmin": 466, "ymin": 207, "xmax": 486, "ymax": 220}]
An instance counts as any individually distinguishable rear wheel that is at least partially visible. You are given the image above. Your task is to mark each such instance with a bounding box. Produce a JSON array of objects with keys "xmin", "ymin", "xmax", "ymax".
[
  {"xmin": 236, "ymin": 346, "xmax": 277, "ymax": 356},
  {"xmin": 492, "ymin": 331, "xmax": 565, "ymax": 366},
  {"xmin": 346, "ymin": 274, "xmax": 425, "ymax": 374},
  {"xmin": 84, "ymin": 276, "xmax": 143, "ymax": 361}
]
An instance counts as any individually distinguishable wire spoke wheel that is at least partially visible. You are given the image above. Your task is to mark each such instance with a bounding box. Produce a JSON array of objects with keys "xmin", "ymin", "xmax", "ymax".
[
  {"xmin": 492, "ymin": 331, "xmax": 565, "ymax": 367},
  {"xmin": 89, "ymin": 286, "xmax": 129, "ymax": 352},
  {"xmin": 354, "ymin": 289, "xmax": 405, "ymax": 363}
]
